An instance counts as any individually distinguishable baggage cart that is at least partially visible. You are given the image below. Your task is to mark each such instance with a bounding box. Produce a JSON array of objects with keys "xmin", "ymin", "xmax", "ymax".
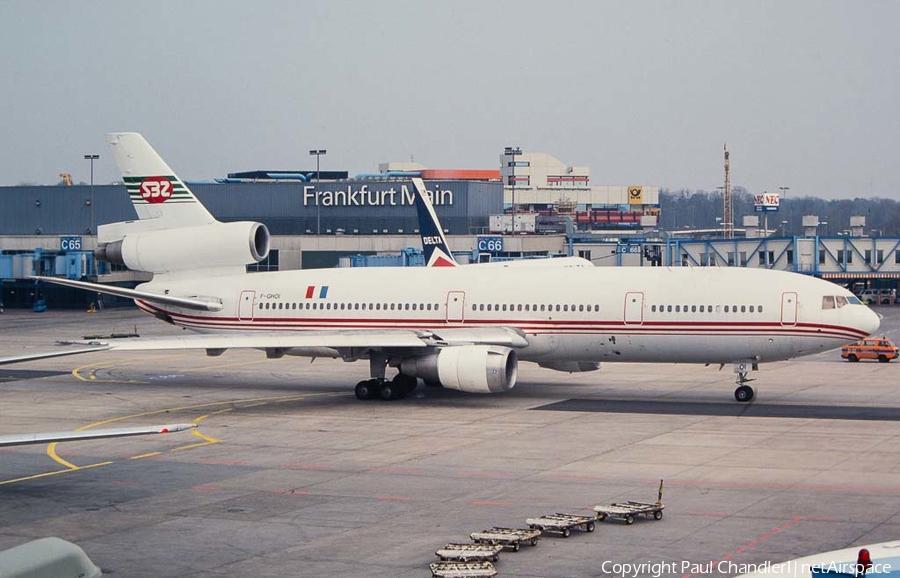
[
  {"xmin": 593, "ymin": 501, "xmax": 664, "ymax": 524},
  {"xmin": 429, "ymin": 561, "xmax": 497, "ymax": 578},
  {"xmin": 594, "ymin": 479, "xmax": 666, "ymax": 525},
  {"xmin": 469, "ymin": 527, "xmax": 540, "ymax": 552},
  {"xmin": 525, "ymin": 513, "xmax": 596, "ymax": 537},
  {"xmin": 435, "ymin": 542, "xmax": 503, "ymax": 563}
]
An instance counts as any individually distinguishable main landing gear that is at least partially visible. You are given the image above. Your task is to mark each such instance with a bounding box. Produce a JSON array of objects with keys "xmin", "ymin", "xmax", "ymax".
[
  {"xmin": 354, "ymin": 353, "xmax": 418, "ymax": 401},
  {"xmin": 733, "ymin": 362, "xmax": 758, "ymax": 402},
  {"xmin": 355, "ymin": 374, "xmax": 418, "ymax": 401}
]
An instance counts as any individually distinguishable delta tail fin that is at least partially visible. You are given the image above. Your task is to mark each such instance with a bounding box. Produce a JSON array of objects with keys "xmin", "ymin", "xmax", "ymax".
[
  {"xmin": 412, "ymin": 178, "xmax": 458, "ymax": 267},
  {"xmin": 106, "ymin": 132, "xmax": 215, "ymax": 229}
]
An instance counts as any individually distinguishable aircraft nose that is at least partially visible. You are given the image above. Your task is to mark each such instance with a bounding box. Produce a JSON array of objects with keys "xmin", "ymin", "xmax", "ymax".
[{"xmin": 859, "ymin": 307, "xmax": 882, "ymax": 336}]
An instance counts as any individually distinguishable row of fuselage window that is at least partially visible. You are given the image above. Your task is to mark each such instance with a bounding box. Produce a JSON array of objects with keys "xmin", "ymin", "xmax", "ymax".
[
  {"xmin": 651, "ymin": 304, "xmax": 764, "ymax": 314},
  {"xmin": 256, "ymin": 301, "xmax": 772, "ymax": 316},
  {"xmin": 471, "ymin": 303, "xmax": 601, "ymax": 313},
  {"xmin": 259, "ymin": 301, "xmax": 442, "ymax": 312},
  {"xmin": 255, "ymin": 301, "xmax": 603, "ymax": 315}
]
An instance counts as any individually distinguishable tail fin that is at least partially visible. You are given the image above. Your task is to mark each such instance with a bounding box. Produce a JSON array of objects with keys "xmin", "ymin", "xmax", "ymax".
[
  {"xmin": 412, "ymin": 178, "xmax": 458, "ymax": 267},
  {"xmin": 107, "ymin": 132, "xmax": 215, "ymax": 227}
]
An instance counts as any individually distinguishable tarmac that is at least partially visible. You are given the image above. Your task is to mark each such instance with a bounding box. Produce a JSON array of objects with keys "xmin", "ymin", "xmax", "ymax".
[{"xmin": 0, "ymin": 305, "xmax": 899, "ymax": 577}]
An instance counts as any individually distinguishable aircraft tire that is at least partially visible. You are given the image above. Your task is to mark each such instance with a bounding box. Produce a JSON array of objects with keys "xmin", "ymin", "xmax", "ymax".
[
  {"xmin": 380, "ymin": 383, "xmax": 402, "ymax": 401},
  {"xmin": 392, "ymin": 373, "xmax": 418, "ymax": 394},
  {"xmin": 355, "ymin": 381, "xmax": 375, "ymax": 400},
  {"xmin": 734, "ymin": 385, "xmax": 754, "ymax": 403}
]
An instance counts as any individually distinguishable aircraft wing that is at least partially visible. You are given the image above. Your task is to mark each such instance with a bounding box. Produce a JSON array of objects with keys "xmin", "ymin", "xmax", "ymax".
[
  {"xmin": 66, "ymin": 327, "xmax": 529, "ymax": 351},
  {"xmin": 0, "ymin": 327, "xmax": 528, "ymax": 365},
  {"xmin": 0, "ymin": 346, "xmax": 112, "ymax": 365},
  {"xmin": 0, "ymin": 423, "xmax": 197, "ymax": 447}
]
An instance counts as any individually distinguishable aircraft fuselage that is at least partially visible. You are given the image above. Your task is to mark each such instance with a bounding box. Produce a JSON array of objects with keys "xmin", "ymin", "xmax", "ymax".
[{"xmin": 136, "ymin": 264, "xmax": 876, "ymax": 366}]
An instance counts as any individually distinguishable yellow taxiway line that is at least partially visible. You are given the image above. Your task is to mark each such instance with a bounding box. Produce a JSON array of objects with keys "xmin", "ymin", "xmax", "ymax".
[{"xmin": 1, "ymin": 391, "xmax": 344, "ymax": 485}]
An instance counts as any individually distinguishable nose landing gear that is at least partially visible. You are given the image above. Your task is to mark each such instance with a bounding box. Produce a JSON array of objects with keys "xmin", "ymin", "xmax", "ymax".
[{"xmin": 733, "ymin": 362, "xmax": 758, "ymax": 402}]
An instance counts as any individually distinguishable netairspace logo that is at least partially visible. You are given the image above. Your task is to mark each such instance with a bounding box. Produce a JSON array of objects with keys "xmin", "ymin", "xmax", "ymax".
[{"xmin": 601, "ymin": 560, "xmax": 893, "ymax": 577}]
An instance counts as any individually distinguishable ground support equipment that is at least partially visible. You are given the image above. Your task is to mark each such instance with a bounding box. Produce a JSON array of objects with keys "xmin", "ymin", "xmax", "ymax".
[
  {"xmin": 593, "ymin": 501, "xmax": 664, "ymax": 525},
  {"xmin": 525, "ymin": 513, "xmax": 596, "ymax": 537},
  {"xmin": 469, "ymin": 527, "xmax": 541, "ymax": 552},
  {"xmin": 429, "ymin": 561, "xmax": 497, "ymax": 578},
  {"xmin": 435, "ymin": 543, "xmax": 503, "ymax": 563}
]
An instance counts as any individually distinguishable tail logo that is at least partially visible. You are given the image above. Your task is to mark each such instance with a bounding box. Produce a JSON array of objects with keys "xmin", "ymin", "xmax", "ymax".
[{"xmin": 140, "ymin": 177, "xmax": 173, "ymax": 204}]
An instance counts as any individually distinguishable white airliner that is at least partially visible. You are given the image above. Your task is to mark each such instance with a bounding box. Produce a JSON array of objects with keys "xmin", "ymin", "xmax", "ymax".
[{"xmin": 0, "ymin": 133, "xmax": 880, "ymax": 403}]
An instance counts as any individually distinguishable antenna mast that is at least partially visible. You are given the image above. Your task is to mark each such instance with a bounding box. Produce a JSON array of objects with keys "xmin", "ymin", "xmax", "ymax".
[{"xmin": 723, "ymin": 144, "xmax": 733, "ymax": 239}]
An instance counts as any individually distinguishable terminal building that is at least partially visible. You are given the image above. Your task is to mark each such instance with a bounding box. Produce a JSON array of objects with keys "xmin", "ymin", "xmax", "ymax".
[{"xmin": 1, "ymin": 147, "xmax": 897, "ymax": 309}]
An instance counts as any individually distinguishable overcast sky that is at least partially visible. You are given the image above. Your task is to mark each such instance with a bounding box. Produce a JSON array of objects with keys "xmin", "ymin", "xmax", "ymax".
[{"xmin": 1, "ymin": 1, "xmax": 898, "ymax": 200}]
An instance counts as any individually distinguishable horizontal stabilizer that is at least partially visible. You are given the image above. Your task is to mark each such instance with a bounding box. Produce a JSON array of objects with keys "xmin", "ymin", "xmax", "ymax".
[{"xmin": 31, "ymin": 276, "xmax": 223, "ymax": 311}]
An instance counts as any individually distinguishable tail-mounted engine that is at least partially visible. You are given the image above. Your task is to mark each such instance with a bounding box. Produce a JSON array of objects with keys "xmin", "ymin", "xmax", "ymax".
[
  {"xmin": 400, "ymin": 345, "xmax": 518, "ymax": 394},
  {"xmin": 94, "ymin": 221, "xmax": 270, "ymax": 274}
]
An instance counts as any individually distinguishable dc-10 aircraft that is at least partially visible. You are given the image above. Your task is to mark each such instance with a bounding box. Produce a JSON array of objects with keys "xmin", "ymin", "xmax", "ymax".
[{"xmin": 1, "ymin": 133, "xmax": 879, "ymax": 403}]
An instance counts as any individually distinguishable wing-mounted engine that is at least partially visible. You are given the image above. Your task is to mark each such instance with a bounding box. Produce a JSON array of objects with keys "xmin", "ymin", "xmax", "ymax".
[
  {"xmin": 538, "ymin": 361, "xmax": 602, "ymax": 373},
  {"xmin": 399, "ymin": 345, "xmax": 518, "ymax": 393},
  {"xmin": 95, "ymin": 221, "xmax": 270, "ymax": 274}
]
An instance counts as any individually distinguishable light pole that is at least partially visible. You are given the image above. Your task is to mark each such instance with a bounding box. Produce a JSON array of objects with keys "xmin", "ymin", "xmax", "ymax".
[
  {"xmin": 504, "ymin": 147, "xmax": 521, "ymax": 233},
  {"xmin": 309, "ymin": 149, "xmax": 326, "ymax": 235},
  {"xmin": 781, "ymin": 220, "xmax": 788, "ymax": 236},
  {"xmin": 84, "ymin": 154, "xmax": 99, "ymax": 234},
  {"xmin": 778, "ymin": 186, "xmax": 789, "ymax": 235}
]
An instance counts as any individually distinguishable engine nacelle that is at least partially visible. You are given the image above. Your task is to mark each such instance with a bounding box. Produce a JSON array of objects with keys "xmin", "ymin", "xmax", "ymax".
[
  {"xmin": 95, "ymin": 221, "xmax": 269, "ymax": 273},
  {"xmin": 538, "ymin": 361, "xmax": 602, "ymax": 373},
  {"xmin": 400, "ymin": 345, "xmax": 517, "ymax": 394}
]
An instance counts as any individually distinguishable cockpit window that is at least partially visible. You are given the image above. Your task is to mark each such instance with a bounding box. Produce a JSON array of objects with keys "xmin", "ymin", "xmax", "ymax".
[{"xmin": 824, "ymin": 295, "xmax": 859, "ymax": 309}]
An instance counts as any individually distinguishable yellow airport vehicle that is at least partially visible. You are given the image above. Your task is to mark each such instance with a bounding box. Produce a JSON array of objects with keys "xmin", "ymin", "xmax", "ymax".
[{"xmin": 841, "ymin": 337, "xmax": 898, "ymax": 363}]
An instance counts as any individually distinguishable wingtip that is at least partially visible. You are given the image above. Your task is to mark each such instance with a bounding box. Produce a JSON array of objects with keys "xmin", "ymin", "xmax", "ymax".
[{"xmin": 160, "ymin": 423, "xmax": 199, "ymax": 434}]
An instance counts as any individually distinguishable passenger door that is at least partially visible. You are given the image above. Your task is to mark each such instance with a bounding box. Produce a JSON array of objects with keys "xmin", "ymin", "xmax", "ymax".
[
  {"xmin": 780, "ymin": 292, "xmax": 797, "ymax": 326},
  {"xmin": 446, "ymin": 291, "xmax": 465, "ymax": 323},
  {"xmin": 238, "ymin": 290, "xmax": 255, "ymax": 322},
  {"xmin": 624, "ymin": 292, "xmax": 644, "ymax": 326}
]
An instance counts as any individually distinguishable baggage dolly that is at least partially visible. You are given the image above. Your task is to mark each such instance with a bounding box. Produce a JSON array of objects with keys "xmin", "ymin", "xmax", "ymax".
[
  {"xmin": 429, "ymin": 560, "xmax": 497, "ymax": 578},
  {"xmin": 593, "ymin": 501, "xmax": 664, "ymax": 525},
  {"xmin": 525, "ymin": 513, "xmax": 596, "ymax": 537},
  {"xmin": 435, "ymin": 542, "xmax": 503, "ymax": 563},
  {"xmin": 469, "ymin": 527, "xmax": 541, "ymax": 552},
  {"xmin": 594, "ymin": 479, "xmax": 666, "ymax": 525}
]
